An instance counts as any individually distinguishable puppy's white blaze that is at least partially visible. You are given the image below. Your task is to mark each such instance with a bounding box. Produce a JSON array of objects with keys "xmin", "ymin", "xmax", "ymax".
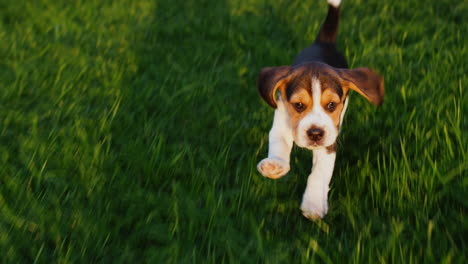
[
  {"xmin": 312, "ymin": 77, "xmax": 322, "ymax": 112},
  {"xmin": 267, "ymin": 98, "xmax": 293, "ymax": 162},
  {"xmin": 339, "ymin": 95, "xmax": 349, "ymax": 130},
  {"xmin": 327, "ymin": 0, "xmax": 341, "ymax": 8},
  {"xmin": 301, "ymin": 148, "xmax": 336, "ymax": 218},
  {"xmin": 296, "ymin": 78, "xmax": 338, "ymax": 148}
]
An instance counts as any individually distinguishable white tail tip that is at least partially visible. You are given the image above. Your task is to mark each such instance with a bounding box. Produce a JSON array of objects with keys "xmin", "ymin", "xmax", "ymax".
[{"xmin": 327, "ymin": 0, "xmax": 341, "ymax": 8}]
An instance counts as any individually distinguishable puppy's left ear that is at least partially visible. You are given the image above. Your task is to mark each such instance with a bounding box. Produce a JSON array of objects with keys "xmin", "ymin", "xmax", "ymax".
[
  {"xmin": 257, "ymin": 66, "xmax": 291, "ymax": 108},
  {"xmin": 336, "ymin": 67, "xmax": 384, "ymax": 106}
]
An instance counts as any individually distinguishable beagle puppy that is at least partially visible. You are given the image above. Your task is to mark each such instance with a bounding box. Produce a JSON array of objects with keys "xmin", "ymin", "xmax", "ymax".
[{"xmin": 257, "ymin": 0, "xmax": 384, "ymax": 220}]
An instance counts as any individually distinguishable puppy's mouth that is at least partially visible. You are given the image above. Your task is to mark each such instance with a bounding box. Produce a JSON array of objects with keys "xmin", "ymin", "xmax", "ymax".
[
  {"xmin": 293, "ymin": 131, "xmax": 324, "ymax": 149},
  {"xmin": 304, "ymin": 140, "xmax": 324, "ymax": 149}
]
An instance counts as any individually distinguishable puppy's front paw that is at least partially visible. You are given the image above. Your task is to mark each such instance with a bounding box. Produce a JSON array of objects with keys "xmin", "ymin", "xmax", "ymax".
[
  {"xmin": 300, "ymin": 198, "xmax": 328, "ymax": 221},
  {"xmin": 257, "ymin": 158, "xmax": 290, "ymax": 179}
]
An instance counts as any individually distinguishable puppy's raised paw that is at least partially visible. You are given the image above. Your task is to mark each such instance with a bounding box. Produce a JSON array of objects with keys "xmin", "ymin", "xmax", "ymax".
[{"xmin": 257, "ymin": 158, "xmax": 290, "ymax": 179}]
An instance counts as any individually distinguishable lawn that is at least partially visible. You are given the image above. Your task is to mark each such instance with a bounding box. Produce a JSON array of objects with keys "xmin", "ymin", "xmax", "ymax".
[{"xmin": 0, "ymin": 0, "xmax": 466, "ymax": 262}]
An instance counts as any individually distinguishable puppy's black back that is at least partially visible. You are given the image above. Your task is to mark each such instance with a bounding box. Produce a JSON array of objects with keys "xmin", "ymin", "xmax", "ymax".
[{"xmin": 292, "ymin": 4, "xmax": 348, "ymax": 69}]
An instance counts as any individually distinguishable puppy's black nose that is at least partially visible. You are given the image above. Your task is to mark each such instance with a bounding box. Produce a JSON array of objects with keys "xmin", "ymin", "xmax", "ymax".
[{"xmin": 307, "ymin": 128, "xmax": 324, "ymax": 142}]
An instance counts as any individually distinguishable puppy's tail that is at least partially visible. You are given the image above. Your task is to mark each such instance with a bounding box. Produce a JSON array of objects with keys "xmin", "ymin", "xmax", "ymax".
[{"xmin": 316, "ymin": 0, "xmax": 342, "ymax": 44}]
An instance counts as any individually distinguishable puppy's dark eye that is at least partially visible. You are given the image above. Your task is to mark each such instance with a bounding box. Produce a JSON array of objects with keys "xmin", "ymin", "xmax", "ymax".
[
  {"xmin": 293, "ymin": 102, "xmax": 306, "ymax": 112},
  {"xmin": 326, "ymin": 102, "xmax": 337, "ymax": 112}
]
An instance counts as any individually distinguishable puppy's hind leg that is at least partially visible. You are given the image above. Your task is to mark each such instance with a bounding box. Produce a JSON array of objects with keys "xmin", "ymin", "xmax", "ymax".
[{"xmin": 257, "ymin": 99, "xmax": 293, "ymax": 179}]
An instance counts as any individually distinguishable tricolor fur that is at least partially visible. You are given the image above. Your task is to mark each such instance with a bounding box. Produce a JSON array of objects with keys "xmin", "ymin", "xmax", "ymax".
[{"xmin": 257, "ymin": 0, "xmax": 384, "ymax": 220}]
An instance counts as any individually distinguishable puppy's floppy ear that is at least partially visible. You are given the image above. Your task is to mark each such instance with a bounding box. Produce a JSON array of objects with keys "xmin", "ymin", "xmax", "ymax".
[
  {"xmin": 257, "ymin": 66, "xmax": 291, "ymax": 108},
  {"xmin": 336, "ymin": 67, "xmax": 384, "ymax": 106}
]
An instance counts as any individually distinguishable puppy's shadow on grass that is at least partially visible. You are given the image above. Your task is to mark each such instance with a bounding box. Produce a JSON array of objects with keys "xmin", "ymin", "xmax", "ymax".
[{"xmin": 100, "ymin": 0, "xmax": 321, "ymax": 260}]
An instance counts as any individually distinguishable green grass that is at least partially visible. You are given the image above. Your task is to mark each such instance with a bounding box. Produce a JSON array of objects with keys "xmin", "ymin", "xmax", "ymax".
[{"xmin": 0, "ymin": 0, "xmax": 466, "ymax": 262}]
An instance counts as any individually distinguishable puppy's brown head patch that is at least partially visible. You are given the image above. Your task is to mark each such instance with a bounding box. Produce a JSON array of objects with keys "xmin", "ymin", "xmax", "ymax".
[{"xmin": 257, "ymin": 62, "xmax": 384, "ymax": 110}]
